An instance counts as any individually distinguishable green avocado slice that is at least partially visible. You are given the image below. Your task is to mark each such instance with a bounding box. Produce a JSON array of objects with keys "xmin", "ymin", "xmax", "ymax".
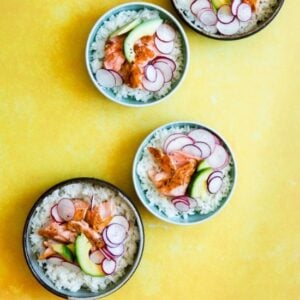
[
  {"xmin": 188, "ymin": 168, "xmax": 213, "ymax": 199},
  {"xmin": 51, "ymin": 244, "xmax": 73, "ymax": 262},
  {"xmin": 75, "ymin": 234, "xmax": 104, "ymax": 277},
  {"xmin": 109, "ymin": 18, "xmax": 142, "ymax": 39},
  {"xmin": 124, "ymin": 18, "xmax": 163, "ymax": 63}
]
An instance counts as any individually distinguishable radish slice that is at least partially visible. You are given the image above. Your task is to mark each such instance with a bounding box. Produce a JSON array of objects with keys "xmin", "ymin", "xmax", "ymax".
[
  {"xmin": 144, "ymin": 65, "xmax": 157, "ymax": 82},
  {"xmin": 216, "ymin": 18, "xmax": 240, "ymax": 35},
  {"xmin": 47, "ymin": 257, "xmax": 63, "ymax": 265},
  {"xmin": 195, "ymin": 142, "xmax": 211, "ymax": 158},
  {"xmin": 154, "ymin": 37, "xmax": 174, "ymax": 54},
  {"xmin": 171, "ymin": 196, "xmax": 190, "ymax": 206},
  {"xmin": 106, "ymin": 223, "xmax": 126, "ymax": 245},
  {"xmin": 214, "ymin": 135, "xmax": 221, "ymax": 145},
  {"xmin": 101, "ymin": 258, "xmax": 116, "ymax": 275},
  {"xmin": 190, "ymin": 0, "xmax": 211, "ymax": 15},
  {"xmin": 95, "ymin": 69, "xmax": 116, "ymax": 88},
  {"xmin": 61, "ymin": 261, "xmax": 81, "ymax": 272},
  {"xmin": 188, "ymin": 129, "xmax": 216, "ymax": 152},
  {"xmin": 99, "ymin": 247, "xmax": 114, "ymax": 260},
  {"xmin": 153, "ymin": 61, "xmax": 173, "ymax": 82},
  {"xmin": 189, "ymin": 198, "xmax": 198, "ymax": 209},
  {"xmin": 156, "ymin": 24, "xmax": 176, "ymax": 42},
  {"xmin": 231, "ymin": 0, "xmax": 242, "ymax": 16},
  {"xmin": 198, "ymin": 9, "xmax": 218, "ymax": 26},
  {"xmin": 207, "ymin": 145, "xmax": 229, "ymax": 169},
  {"xmin": 57, "ymin": 198, "xmax": 75, "ymax": 221},
  {"xmin": 90, "ymin": 250, "xmax": 105, "ymax": 264},
  {"xmin": 208, "ymin": 171, "xmax": 224, "ymax": 183},
  {"xmin": 174, "ymin": 201, "xmax": 190, "ymax": 212},
  {"xmin": 166, "ymin": 136, "xmax": 194, "ymax": 154},
  {"xmin": 237, "ymin": 3, "xmax": 252, "ymax": 22},
  {"xmin": 181, "ymin": 144, "xmax": 202, "ymax": 157},
  {"xmin": 109, "ymin": 70, "xmax": 123, "ymax": 87},
  {"xmin": 51, "ymin": 205, "xmax": 64, "ymax": 223},
  {"xmin": 142, "ymin": 69, "xmax": 164, "ymax": 92},
  {"xmin": 109, "ymin": 215, "xmax": 129, "ymax": 232},
  {"xmin": 217, "ymin": 5, "xmax": 235, "ymax": 24},
  {"xmin": 207, "ymin": 176, "xmax": 223, "ymax": 194},
  {"xmin": 102, "ymin": 227, "xmax": 119, "ymax": 248},
  {"xmin": 163, "ymin": 133, "xmax": 186, "ymax": 152},
  {"xmin": 153, "ymin": 56, "xmax": 176, "ymax": 72},
  {"xmin": 106, "ymin": 244, "xmax": 124, "ymax": 257}
]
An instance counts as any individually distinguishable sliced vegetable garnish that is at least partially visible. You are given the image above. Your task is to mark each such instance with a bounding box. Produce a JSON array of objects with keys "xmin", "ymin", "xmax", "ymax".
[
  {"xmin": 216, "ymin": 18, "xmax": 240, "ymax": 35},
  {"xmin": 188, "ymin": 129, "xmax": 216, "ymax": 152},
  {"xmin": 50, "ymin": 204, "xmax": 64, "ymax": 223},
  {"xmin": 191, "ymin": 0, "xmax": 211, "ymax": 15},
  {"xmin": 217, "ymin": 5, "xmax": 235, "ymax": 24},
  {"xmin": 195, "ymin": 141, "xmax": 211, "ymax": 158},
  {"xmin": 106, "ymin": 243, "xmax": 124, "ymax": 257},
  {"xmin": 102, "ymin": 227, "xmax": 119, "ymax": 248},
  {"xmin": 109, "ymin": 70, "xmax": 123, "ymax": 87},
  {"xmin": 237, "ymin": 3, "xmax": 252, "ymax": 22},
  {"xmin": 231, "ymin": 0, "xmax": 242, "ymax": 16},
  {"xmin": 181, "ymin": 144, "xmax": 202, "ymax": 157},
  {"xmin": 154, "ymin": 37, "xmax": 174, "ymax": 54},
  {"xmin": 207, "ymin": 170, "xmax": 224, "ymax": 183},
  {"xmin": 101, "ymin": 258, "xmax": 116, "ymax": 275},
  {"xmin": 153, "ymin": 56, "xmax": 176, "ymax": 72},
  {"xmin": 106, "ymin": 223, "xmax": 126, "ymax": 245},
  {"xmin": 174, "ymin": 201, "xmax": 190, "ymax": 212},
  {"xmin": 57, "ymin": 198, "xmax": 75, "ymax": 221},
  {"xmin": 207, "ymin": 176, "xmax": 223, "ymax": 194},
  {"xmin": 207, "ymin": 144, "xmax": 229, "ymax": 169},
  {"xmin": 142, "ymin": 69, "xmax": 164, "ymax": 92},
  {"xmin": 95, "ymin": 69, "xmax": 116, "ymax": 88},
  {"xmin": 153, "ymin": 61, "xmax": 173, "ymax": 82},
  {"xmin": 166, "ymin": 136, "xmax": 194, "ymax": 154},
  {"xmin": 163, "ymin": 133, "xmax": 186, "ymax": 152},
  {"xmin": 89, "ymin": 250, "xmax": 105, "ymax": 265},
  {"xmin": 198, "ymin": 9, "xmax": 218, "ymax": 26},
  {"xmin": 110, "ymin": 215, "xmax": 129, "ymax": 232},
  {"xmin": 156, "ymin": 24, "xmax": 176, "ymax": 42},
  {"xmin": 144, "ymin": 65, "xmax": 157, "ymax": 82}
]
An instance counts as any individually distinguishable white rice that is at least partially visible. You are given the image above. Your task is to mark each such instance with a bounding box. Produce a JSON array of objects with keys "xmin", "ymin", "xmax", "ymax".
[
  {"xmin": 90, "ymin": 9, "xmax": 184, "ymax": 102},
  {"xmin": 29, "ymin": 183, "xmax": 140, "ymax": 292},
  {"xmin": 173, "ymin": 0, "xmax": 279, "ymax": 35},
  {"xmin": 137, "ymin": 125, "xmax": 234, "ymax": 219}
]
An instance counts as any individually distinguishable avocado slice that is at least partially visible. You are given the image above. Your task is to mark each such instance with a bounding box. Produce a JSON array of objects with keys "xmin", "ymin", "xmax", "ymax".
[
  {"xmin": 51, "ymin": 244, "xmax": 73, "ymax": 262},
  {"xmin": 124, "ymin": 18, "xmax": 163, "ymax": 63},
  {"xmin": 75, "ymin": 234, "xmax": 104, "ymax": 277},
  {"xmin": 109, "ymin": 18, "xmax": 142, "ymax": 39},
  {"xmin": 197, "ymin": 160, "xmax": 211, "ymax": 172},
  {"xmin": 188, "ymin": 168, "xmax": 212, "ymax": 199},
  {"xmin": 211, "ymin": 0, "xmax": 231, "ymax": 10},
  {"xmin": 66, "ymin": 243, "xmax": 75, "ymax": 254}
]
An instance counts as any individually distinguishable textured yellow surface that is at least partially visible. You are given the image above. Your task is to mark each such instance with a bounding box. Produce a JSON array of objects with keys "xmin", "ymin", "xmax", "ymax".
[{"xmin": 0, "ymin": 0, "xmax": 299, "ymax": 299}]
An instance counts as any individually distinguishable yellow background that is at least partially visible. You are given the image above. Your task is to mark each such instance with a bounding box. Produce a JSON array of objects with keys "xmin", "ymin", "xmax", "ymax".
[{"xmin": 0, "ymin": 0, "xmax": 299, "ymax": 299}]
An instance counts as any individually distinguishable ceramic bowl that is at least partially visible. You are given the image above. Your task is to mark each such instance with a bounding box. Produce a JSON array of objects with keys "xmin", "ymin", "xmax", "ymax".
[
  {"xmin": 23, "ymin": 178, "xmax": 144, "ymax": 299},
  {"xmin": 132, "ymin": 121, "xmax": 237, "ymax": 225},
  {"xmin": 171, "ymin": 0, "xmax": 285, "ymax": 40},
  {"xmin": 86, "ymin": 2, "xmax": 190, "ymax": 107}
]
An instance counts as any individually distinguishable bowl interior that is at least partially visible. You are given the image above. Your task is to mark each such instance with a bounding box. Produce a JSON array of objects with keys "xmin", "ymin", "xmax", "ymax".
[
  {"xmin": 23, "ymin": 178, "xmax": 144, "ymax": 299},
  {"xmin": 133, "ymin": 122, "xmax": 237, "ymax": 225},
  {"xmin": 171, "ymin": 0, "xmax": 284, "ymax": 40},
  {"xmin": 86, "ymin": 2, "xmax": 189, "ymax": 106}
]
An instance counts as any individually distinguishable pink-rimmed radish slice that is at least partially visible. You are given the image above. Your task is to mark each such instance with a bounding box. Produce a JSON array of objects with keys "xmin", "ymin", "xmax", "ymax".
[
  {"xmin": 237, "ymin": 3, "xmax": 252, "ymax": 22},
  {"xmin": 95, "ymin": 69, "xmax": 116, "ymax": 88},
  {"xmin": 61, "ymin": 261, "xmax": 81, "ymax": 272},
  {"xmin": 47, "ymin": 257, "xmax": 63, "ymax": 265},
  {"xmin": 198, "ymin": 9, "xmax": 218, "ymax": 26},
  {"xmin": 110, "ymin": 215, "xmax": 129, "ymax": 232},
  {"xmin": 207, "ymin": 144, "xmax": 229, "ymax": 169},
  {"xmin": 90, "ymin": 250, "xmax": 105, "ymax": 264},
  {"xmin": 153, "ymin": 56, "xmax": 176, "ymax": 72},
  {"xmin": 171, "ymin": 196, "xmax": 190, "ymax": 206},
  {"xmin": 217, "ymin": 5, "xmax": 235, "ymax": 24},
  {"xmin": 106, "ymin": 223, "xmax": 126, "ymax": 245},
  {"xmin": 195, "ymin": 142, "xmax": 211, "ymax": 158},
  {"xmin": 231, "ymin": 0, "xmax": 242, "ymax": 16},
  {"xmin": 207, "ymin": 171, "xmax": 224, "ymax": 183},
  {"xmin": 189, "ymin": 197, "xmax": 198, "ymax": 209},
  {"xmin": 156, "ymin": 24, "xmax": 176, "ymax": 42},
  {"xmin": 154, "ymin": 37, "xmax": 174, "ymax": 54},
  {"xmin": 57, "ymin": 198, "xmax": 75, "ymax": 221},
  {"xmin": 101, "ymin": 258, "xmax": 116, "ymax": 275},
  {"xmin": 109, "ymin": 70, "xmax": 123, "ymax": 87},
  {"xmin": 190, "ymin": 0, "xmax": 211, "ymax": 15},
  {"xmin": 163, "ymin": 133, "xmax": 186, "ymax": 152},
  {"xmin": 207, "ymin": 176, "xmax": 223, "ymax": 194},
  {"xmin": 181, "ymin": 144, "xmax": 202, "ymax": 157},
  {"xmin": 51, "ymin": 205, "xmax": 64, "ymax": 223},
  {"xmin": 188, "ymin": 129, "xmax": 216, "ymax": 152},
  {"xmin": 214, "ymin": 135, "xmax": 221, "ymax": 145},
  {"xmin": 144, "ymin": 65, "xmax": 157, "ymax": 82},
  {"xmin": 174, "ymin": 201, "xmax": 190, "ymax": 212},
  {"xmin": 153, "ymin": 61, "xmax": 173, "ymax": 82},
  {"xmin": 166, "ymin": 136, "xmax": 194, "ymax": 154},
  {"xmin": 106, "ymin": 243, "xmax": 124, "ymax": 257},
  {"xmin": 99, "ymin": 247, "xmax": 114, "ymax": 260},
  {"xmin": 142, "ymin": 69, "xmax": 164, "ymax": 92},
  {"xmin": 102, "ymin": 227, "xmax": 119, "ymax": 248},
  {"xmin": 216, "ymin": 18, "xmax": 240, "ymax": 35}
]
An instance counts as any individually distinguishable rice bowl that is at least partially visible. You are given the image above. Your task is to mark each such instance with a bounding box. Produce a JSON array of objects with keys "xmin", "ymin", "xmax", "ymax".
[
  {"xmin": 133, "ymin": 121, "xmax": 237, "ymax": 225},
  {"xmin": 86, "ymin": 2, "xmax": 190, "ymax": 107},
  {"xmin": 23, "ymin": 178, "xmax": 144, "ymax": 299}
]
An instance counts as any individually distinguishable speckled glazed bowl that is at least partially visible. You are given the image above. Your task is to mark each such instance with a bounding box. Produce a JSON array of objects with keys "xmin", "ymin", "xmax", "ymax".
[{"xmin": 23, "ymin": 178, "xmax": 144, "ymax": 299}]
